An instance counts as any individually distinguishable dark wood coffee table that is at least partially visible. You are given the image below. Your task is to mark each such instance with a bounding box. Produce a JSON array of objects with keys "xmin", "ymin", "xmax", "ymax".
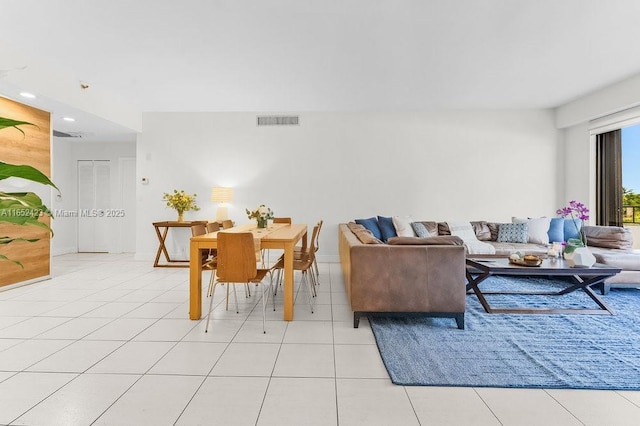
[{"xmin": 465, "ymin": 257, "xmax": 621, "ymax": 315}]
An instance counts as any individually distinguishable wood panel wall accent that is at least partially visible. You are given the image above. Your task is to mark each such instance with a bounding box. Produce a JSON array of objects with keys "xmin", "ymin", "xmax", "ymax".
[{"xmin": 0, "ymin": 96, "xmax": 52, "ymax": 287}]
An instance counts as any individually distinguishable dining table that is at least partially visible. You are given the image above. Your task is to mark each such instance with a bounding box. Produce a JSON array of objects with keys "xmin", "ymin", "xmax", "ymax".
[{"xmin": 189, "ymin": 222, "xmax": 308, "ymax": 321}]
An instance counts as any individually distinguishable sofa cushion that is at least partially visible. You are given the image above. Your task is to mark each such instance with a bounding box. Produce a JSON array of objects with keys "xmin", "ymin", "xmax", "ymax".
[
  {"xmin": 354, "ymin": 229, "xmax": 383, "ymax": 244},
  {"xmin": 411, "ymin": 222, "xmax": 431, "ymax": 238},
  {"xmin": 415, "ymin": 221, "xmax": 439, "ymax": 236},
  {"xmin": 392, "ymin": 216, "xmax": 415, "ymax": 237},
  {"xmin": 377, "ymin": 216, "xmax": 397, "ymax": 242},
  {"xmin": 548, "ymin": 217, "xmax": 565, "ymax": 243},
  {"xmin": 355, "ymin": 217, "xmax": 382, "ymax": 240},
  {"xmin": 437, "ymin": 222, "xmax": 451, "ymax": 236},
  {"xmin": 470, "ymin": 221, "xmax": 492, "ymax": 241},
  {"xmin": 584, "ymin": 225, "xmax": 634, "ymax": 250},
  {"xmin": 387, "ymin": 236, "xmax": 464, "ymax": 245},
  {"xmin": 487, "ymin": 222, "xmax": 501, "ymax": 241},
  {"xmin": 497, "ymin": 223, "xmax": 529, "ymax": 243},
  {"xmin": 512, "ymin": 217, "xmax": 550, "ymax": 245},
  {"xmin": 564, "ymin": 218, "xmax": 582, "ymax": 241}
]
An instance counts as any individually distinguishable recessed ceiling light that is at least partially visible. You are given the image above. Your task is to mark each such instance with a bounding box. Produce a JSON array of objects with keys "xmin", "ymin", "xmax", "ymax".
[
  {"xmin": 62, "ymin": 117, "xmax": 75, "ymax": 122},
  {"xmin": 19, "ymin": 92, "xmax": 36, "ymax": 99}
]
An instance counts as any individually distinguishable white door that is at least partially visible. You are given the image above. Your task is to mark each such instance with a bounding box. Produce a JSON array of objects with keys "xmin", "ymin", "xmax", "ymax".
[{"xmin": 78, "ymin": 160, "xmax": 110, "ymax": 252}]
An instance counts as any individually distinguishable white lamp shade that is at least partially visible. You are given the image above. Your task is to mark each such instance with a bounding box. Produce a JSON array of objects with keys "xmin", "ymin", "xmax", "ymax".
[{"xmin": 211, "ymin": 187, "xmax": 233, "ymax": 203}]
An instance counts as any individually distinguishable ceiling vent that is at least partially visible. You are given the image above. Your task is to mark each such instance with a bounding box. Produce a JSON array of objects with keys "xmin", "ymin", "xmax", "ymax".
[
  {"xmin": 53, "ymin": 130, "xmax": 83, "ymax": 138},
  {"xmin": 256, "ymin": 115, "xmax": 299, "ymax": 126}
]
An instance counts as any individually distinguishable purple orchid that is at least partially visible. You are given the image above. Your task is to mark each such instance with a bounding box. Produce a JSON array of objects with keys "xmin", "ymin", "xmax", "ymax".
[{"xmin": 556, "ymin": 200, "xmax": 589, "ymax": 246}]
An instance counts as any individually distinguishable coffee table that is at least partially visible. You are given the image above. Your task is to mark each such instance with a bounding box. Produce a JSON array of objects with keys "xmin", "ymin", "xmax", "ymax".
[{"xmin": 465, "ymin": 257, "xmax": 621, "ymax": 315}]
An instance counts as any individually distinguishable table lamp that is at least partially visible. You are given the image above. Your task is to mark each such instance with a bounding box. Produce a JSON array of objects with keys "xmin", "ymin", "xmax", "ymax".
[{"xmin": 211, "ymin": 187, "xmax": 233, "ymax": 221}]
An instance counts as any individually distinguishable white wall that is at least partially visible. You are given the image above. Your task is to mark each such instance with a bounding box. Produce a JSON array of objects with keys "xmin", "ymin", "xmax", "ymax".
[
  {"xmin": 51, "ymin": 139, "xmax": 136, "ymax": 255},
  {"xmin": 137, "ymin": 110, "xmax": 560, "ymax": 262}
]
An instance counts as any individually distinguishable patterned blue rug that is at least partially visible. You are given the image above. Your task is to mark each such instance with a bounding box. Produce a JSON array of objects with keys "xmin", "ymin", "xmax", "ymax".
[{"xmin": 369, "ymin": 275, "xmax": 640, "ymax": 389}]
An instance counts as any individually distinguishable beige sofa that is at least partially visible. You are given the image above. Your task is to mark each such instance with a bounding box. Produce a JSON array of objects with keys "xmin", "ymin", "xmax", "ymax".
[
  {"xmin": 419, "ymin": 221, "xmax": 640, "ymax": 294},
  {"xmin": 339, "ymin": 223, "xmax": 467, "ymax": 329}
]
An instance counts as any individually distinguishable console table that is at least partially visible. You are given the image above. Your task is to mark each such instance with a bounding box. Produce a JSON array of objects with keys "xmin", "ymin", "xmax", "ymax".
[{"xmin": 153, "ymin": 220, "xmax": 210, "ymax": 267}]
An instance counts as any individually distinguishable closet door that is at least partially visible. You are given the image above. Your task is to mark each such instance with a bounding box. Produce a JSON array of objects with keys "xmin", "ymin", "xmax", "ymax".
[{"xmin": 78, "ymin": 160, "xmax": 111, "ymax": 252}]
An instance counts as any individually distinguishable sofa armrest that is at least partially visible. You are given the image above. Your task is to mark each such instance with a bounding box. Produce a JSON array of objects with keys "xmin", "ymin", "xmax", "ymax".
[{"xmin": 584, "ymin": 225, "xmax": 633, "ymax": 250}]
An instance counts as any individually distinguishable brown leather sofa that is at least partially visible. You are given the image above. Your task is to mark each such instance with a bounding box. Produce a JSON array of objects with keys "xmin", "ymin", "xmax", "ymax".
[{"xmin": 338, "ymin": 223, "xmax": 466, "ymax": 329}]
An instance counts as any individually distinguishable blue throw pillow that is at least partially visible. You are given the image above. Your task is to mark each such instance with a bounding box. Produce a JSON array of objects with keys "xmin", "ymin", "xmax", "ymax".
[
  {"xmin": 564, "ymin": 218, "xmax": 582, "ymax": 241},
  {"xmin": 377, "ymin": 216, "xmax": 397, "ymax": 242},
  {"xmin": 355, "ymin": 217, "xmax": 382, "ymax": 240},
  {"xmin": 548, "ymin": 217, "xmax": 565, "ymax": 242}
]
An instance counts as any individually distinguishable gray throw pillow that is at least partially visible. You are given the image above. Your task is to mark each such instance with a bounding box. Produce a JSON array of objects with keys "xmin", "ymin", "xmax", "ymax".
[{"xmin": 411, "ymin": 222, "xmax": 430, "ymax": 238}]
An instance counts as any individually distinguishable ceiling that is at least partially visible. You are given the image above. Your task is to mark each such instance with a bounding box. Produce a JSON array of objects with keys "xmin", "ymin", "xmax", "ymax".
[{"xmin": 1, "ymin": 0, "xmax": 640, "ymax": 141}]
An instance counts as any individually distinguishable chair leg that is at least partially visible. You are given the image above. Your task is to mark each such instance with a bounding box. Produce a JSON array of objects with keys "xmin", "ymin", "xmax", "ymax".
[
  {"xmin": 233, "ymin": 285, "xmax": 240, "ymax": 313},
  {"xmin": 206, "ymin": 269, "xmax": 216, "ymax": 297},
  {"xmin": 313, "ymin": 258, "xmax": 320, "ymax": 284},
  {"xmin": 301, "ymin": 272, "xmax": 314, "ymax": 313},
  {"xmin": 205, "ymin": 282, "xmax": 219, "ymax": 333}
]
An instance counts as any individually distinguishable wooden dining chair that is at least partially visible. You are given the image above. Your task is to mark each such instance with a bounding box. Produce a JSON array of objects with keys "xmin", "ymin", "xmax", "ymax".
[
  {"xmin": 206, "ymin": 222, "xmax": 220, "ymax": 233},
  {"xmin": 295, "ymin": 219, "xmax": 322, "ymax": 284},
  {"xmin": 272, "ymin": 223, "xmax": 320, "ymax": 313},
  {"xmin": 191, "ymin": 224, "xmax": 217, "ymax": 297},
  {"xmin": 263, "ymin": 217, "xmax": 292, "ymax": 267},
  {"xmin": 205, "ymin": 232, "xmax": 275, "ymax": 333},
  {"xmin": 222, "ymin": 220, "xmax": 234, "ymax": 229}
]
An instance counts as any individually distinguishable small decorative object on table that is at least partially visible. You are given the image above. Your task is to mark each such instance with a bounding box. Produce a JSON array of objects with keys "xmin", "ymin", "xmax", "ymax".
[
  {"xmin": 509, "ymin": 252, "xmax": 542, "ymax": 267},
  {"xmin": 162, "ymin": 189, "xmax": 200, "ymax": 222},
  {"xmin": 556, "ymin": 200, "xmax": 594, "ymax": 266},
  {"xmin": 246, "ymin": 204, "xmax": 274, "ymax": 228}
]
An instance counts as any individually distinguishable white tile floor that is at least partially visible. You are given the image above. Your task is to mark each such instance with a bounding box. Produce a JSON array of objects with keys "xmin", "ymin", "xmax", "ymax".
[{"xmin": 0, "ymin": 253, "xmax": 639, "ymax": 425}]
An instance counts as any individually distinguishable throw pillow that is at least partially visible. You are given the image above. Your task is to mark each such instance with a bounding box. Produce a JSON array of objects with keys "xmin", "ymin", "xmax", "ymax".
[
  {"xmin": 512, "ymin": 217, "xmax": 550, "ymax": 245},
  {"xmin": 548, "ymin": 217, "xmax": 565, "ymax": 243},
  {"xmin": 564, "ymin": 218, "xmax": 582, "ymax": 241},
  {"xmin": 377, "ymin": 216, "xmax": 397, "ymax": 242},
  {"xmin": 470, "ymin": 221, "xmax": 492, "ymax": 241},
  {"xmin": 497, "ymin": 223, "xmax": 529, "ymax": 243},
  {"xmin": 355, "ymin": 217, "xmax": 382, "ymax": 240},
  {"xmin": 392, "ymin": 216, "xmax": 415, "ymax": 237},
  {"xmin": 354, "ymin": 229, "xmax": 383, "ymax": 244},
  {"xmin": 411, "ymin": 222, "xmax": 431, "ymax": 238}
]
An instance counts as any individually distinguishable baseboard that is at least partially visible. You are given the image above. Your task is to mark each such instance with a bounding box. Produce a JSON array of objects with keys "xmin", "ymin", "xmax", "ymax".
[{"xmin": 51, "ymin": 246, "xmax": 77, "ymax": 256}]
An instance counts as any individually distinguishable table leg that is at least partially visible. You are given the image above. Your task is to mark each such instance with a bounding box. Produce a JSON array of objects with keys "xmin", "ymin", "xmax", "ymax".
[
  {"xmin": 189, "ymin": 242, "xmax": 203, "ymax": 320},
  {"xmin": 283, "ymin": 241, "xmax": 294, "ymax": 321},
  {"xmin": 154, "ymin": 226, "xmax": 170, "ymax": 267},
  {"xmin": 465, "ymin": 269, "xmax": 493, "ymax": 313}
]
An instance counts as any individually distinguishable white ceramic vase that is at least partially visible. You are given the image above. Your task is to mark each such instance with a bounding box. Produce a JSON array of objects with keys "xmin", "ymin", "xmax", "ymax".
[{"xmin": 564, "ymin": 247, "xmax": 596, "ymax": 268}]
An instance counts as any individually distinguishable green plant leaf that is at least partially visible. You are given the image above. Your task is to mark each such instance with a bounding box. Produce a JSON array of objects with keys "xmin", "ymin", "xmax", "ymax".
[
  {"xmin": 0, "ymin": 253, "xmax": 23, "ymax": 268},
  {"xmin": 0, "ymin": 162, "xmax": 59, "ymax": 191},
  {"xmin": 0, "ymin": 117, "xmax": 37, "ymax": 137},
  {"xmin": 0, "ymin": 236, "xmax": 40, "ymax": 245},
  {"xmin": 0, "ymin": 191, "xmax": 53, "ymax": 235}
]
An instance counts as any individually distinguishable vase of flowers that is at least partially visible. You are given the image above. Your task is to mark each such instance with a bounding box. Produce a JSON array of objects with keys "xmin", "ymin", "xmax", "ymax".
[
  {"xmin": 163, "ymin": 190, "xmax": 200, "ymax": 222},
  {"xmin": 246, "ymin": 204, "xmax": 274, "ymax": 228},
  {"xmin": 556, "ymin": 200, "xmax": 589, "ymax": 256}
]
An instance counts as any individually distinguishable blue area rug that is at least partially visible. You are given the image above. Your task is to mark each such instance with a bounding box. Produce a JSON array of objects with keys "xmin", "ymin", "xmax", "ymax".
[{"xmin": 369, "ymin": 275, "xmax": 640, "ymax": 389}]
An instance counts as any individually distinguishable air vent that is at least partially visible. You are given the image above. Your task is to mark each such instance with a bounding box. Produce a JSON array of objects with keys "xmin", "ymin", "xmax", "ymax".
[
  {"xmin": 53, "ymin": 130, "xmax": 83, "ymax": 138},
  {"xmin": 256, "ymin": 115, "xmax": 299, "ymax": 126}
]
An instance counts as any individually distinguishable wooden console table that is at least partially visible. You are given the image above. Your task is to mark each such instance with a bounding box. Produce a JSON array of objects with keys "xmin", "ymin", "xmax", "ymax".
[{"xmin": 153, "ymin": 220, "xmax": 210, "ymax": 267}]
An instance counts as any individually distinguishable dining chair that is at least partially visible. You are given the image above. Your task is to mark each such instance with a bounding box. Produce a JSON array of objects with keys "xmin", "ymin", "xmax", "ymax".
[
  {"xmin": 295, "ymin": 219, "xmax": 322, "ymax": 284},
  {"xmin": 191, "ymin": 224, "xmax": 217, "ymax": 298},
  {"xmin": 272, "ymin": 223, "xmax": 320, "ymax": 313},
  {"xmin": 222, "ymin": 219, "xmax": 234, "ymax": 229},
  {"xmin": 206, "ymin": 221, "xmax": 220, "ymax": 233},
  {"xmin": 263, "ymin": 217, "xmax": 292, "ymax": 267},
  {"xmin": 205, "ymin": 232, "xmax": 275, "ymax": 333}
]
